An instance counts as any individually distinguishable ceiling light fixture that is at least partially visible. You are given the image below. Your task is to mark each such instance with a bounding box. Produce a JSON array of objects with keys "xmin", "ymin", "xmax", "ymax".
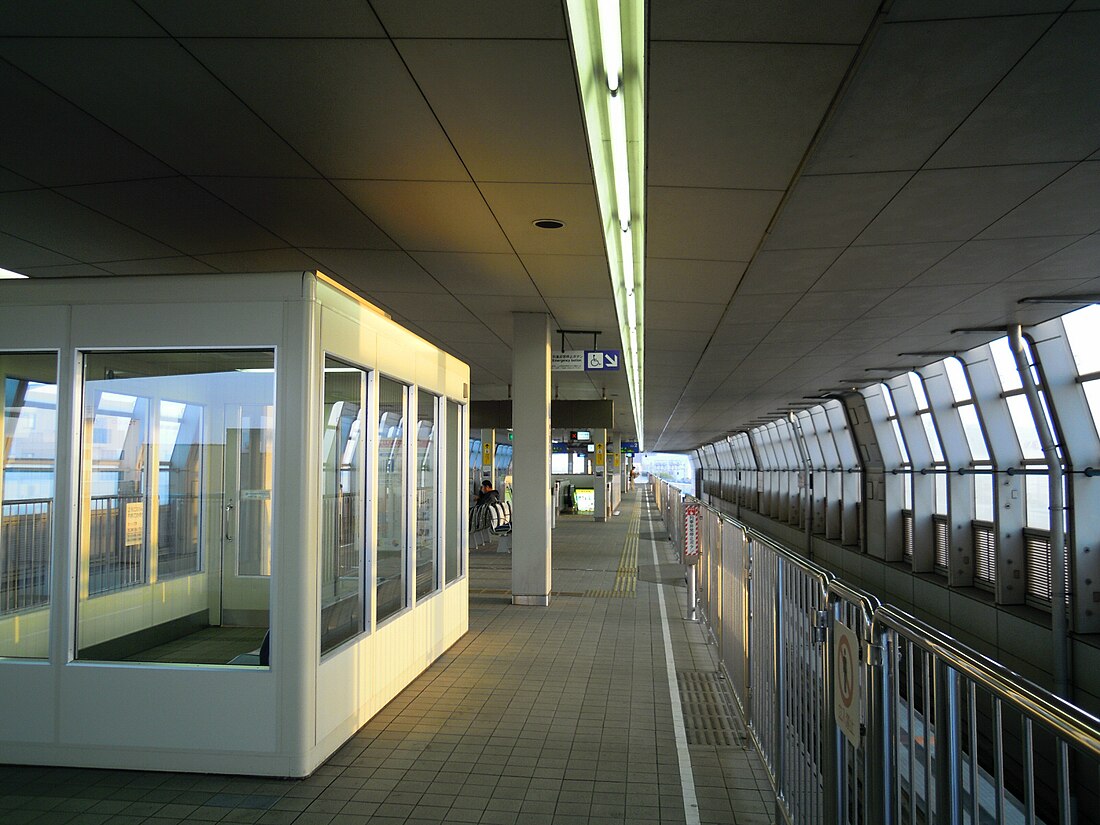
[
  {"xmin": 566, "ymin": 0, "xmax": 645, "ymax": 448},
  {"xmin": 1018, "ymin": 294, "xmax": 1100, "ymax": 304},
  {"xmin": 533, "ymin": 218, "xmax": 566, "ymax": 230}
]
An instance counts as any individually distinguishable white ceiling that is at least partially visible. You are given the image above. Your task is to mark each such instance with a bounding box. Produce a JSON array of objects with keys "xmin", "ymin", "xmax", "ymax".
[{"xmin": 1, "ymin": 1, "xmax": 1098, "ymax": 451}]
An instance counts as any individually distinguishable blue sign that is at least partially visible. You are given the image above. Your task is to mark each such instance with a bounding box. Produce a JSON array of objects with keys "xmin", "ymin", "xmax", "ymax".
[
  {"xmin": 621, "ymin": 440, "xmax": 639, "ymax": 454},
  {"xmin": 584, "ymin": 349, "xmax": 621, "ymax": 371}
]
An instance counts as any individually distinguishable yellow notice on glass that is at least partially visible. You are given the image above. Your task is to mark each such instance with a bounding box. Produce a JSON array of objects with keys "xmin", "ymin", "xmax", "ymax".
[{"xmin": 125, "ymin": 501, "xmax": 144, "ymax": 546}]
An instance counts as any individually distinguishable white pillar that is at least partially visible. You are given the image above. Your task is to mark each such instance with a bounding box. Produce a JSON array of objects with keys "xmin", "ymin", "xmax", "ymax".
[
  {"xmin": 512, "ymin": 313, "xmax": 551, "ymax": 606},
  {"xmin": 594, "ymin": 427, "xmax": 608, "ymax": 521}
]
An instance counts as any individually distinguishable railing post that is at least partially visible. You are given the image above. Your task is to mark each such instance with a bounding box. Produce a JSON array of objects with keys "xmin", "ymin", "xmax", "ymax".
[
  {"xmin": 823, "ymin": 598, "xmax": 840, "ymax": 825},
  {"xmin": 934, "ymin": 660, "xmax": 962, "ymax": 825},
  {"xmin": 774, "ymin": 557, "xmax": 786, "ymax": 824},
  {"xmin": 868, "ymin": 622, "xmax": 892, "ymax": 825}
]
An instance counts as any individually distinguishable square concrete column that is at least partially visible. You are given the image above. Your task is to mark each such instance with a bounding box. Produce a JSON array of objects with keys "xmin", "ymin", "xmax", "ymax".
[
  {"xmin": 594, "ymin": 428, "xmax": 608, "ymax": 521},
  {"xmin": 511, "ymin": 313, "xmax": 552, "ymax": 605}
]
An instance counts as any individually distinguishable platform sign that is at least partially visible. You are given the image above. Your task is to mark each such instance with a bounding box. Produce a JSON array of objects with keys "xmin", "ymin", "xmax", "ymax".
[
  {"xmin": 551, "ymin": 350, "xmax": 585, "ymax": 371},
  {"xmin": 834, "ymin": 620, "xmax": 862, "ymax": 747},
  {"xmin": 683, "ymin": 501, "xmax": 700, "ymax": 563},
  {"xmin": 621, "ymin": 440, "xmax": 639, "ymax": 454},
  {"xmin": 584, "ymin": 350, "xmax": 621, "ymax": 371}
]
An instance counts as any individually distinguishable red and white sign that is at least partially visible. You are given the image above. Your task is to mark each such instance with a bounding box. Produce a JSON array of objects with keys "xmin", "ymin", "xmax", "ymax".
[{"xmin": 683, "ymin": 502, "xmax": 701, "ymax": 560}]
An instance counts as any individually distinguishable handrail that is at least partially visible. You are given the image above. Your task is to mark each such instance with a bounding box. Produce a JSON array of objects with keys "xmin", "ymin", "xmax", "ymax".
[{"xmin": 875, "ymin": 604, "xmax": 1100, "ymax": 760}]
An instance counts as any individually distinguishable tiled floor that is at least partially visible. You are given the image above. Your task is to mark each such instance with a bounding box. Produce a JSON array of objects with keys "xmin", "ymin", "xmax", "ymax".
[{"xmin": 0, "ymin": 489, "xmax": 776, "ymax": 824}]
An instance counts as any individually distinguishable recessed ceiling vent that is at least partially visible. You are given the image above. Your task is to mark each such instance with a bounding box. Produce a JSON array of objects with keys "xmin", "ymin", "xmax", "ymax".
[{"xmin": 533, "ymin": 218, "xmax": 565, "ymax": 230}]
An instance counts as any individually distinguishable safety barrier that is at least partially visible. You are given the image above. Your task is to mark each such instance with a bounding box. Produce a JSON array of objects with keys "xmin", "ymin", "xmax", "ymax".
[{"xmin": 653, "ymin": 480, "xmax": 1100, "ymax": 825}]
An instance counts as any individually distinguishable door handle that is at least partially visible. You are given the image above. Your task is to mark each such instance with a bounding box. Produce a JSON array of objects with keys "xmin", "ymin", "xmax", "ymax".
[{"xmin": 225, "ymin": 501, "xmax": 235, "ymax": 541}]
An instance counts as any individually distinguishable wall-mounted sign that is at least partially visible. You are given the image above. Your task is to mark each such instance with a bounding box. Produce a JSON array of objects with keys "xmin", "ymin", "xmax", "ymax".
[
  {"xmin": 584, "ymin": 349, "xmax": 620, "ymax": 371},
  {"xmin": 125, "ymin": 501, "xmax": 144, "ymax": 547},
  {"xmin": 683, "ymin": 501, "xmax": 700, "ymax": 562},
  {"xmin": 482, "ymin": 441, "xmax": 492, "ymax": 468},
  {"xmin": 834, "ymin": 620, "xmax": 862, "ymax": 748}
]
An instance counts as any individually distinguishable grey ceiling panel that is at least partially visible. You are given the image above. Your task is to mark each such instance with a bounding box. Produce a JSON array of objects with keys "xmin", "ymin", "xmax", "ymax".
[
  {"xmin": 0, "ymin": 232, "xmax": 76, "ymax": 269},
  {"xmin": 0, "ymin": 62, "xmax": 173, "ymax": 187},
  {"xmin": 396, "ymin": 40, "xmax": 590, "ymax": 184},
  {"xmin": 888, "ymin": 1, "xmax": 1069, "ymax": 20},
  {"xmin": 646, "ymin": 300, "xmax": 727, "ymax": 331},
  {"xmin": 863, "ymin": 284, "xmax": 990, "ymax": 318},
  {"xmin": 411, "ymin": 252, "xmax": 538, "ymax": 297},
  {"xmin": 184, "ymin": 39, "xmax": 468, "ymax": 182},
  {"xmin": 648, "ymin": 187, "xmax": 782, "ymax": 261},
  {"xmin": 521, "ymin": 254, "xmax": 610, "ymax": 299},
  {"xmin": 372, "ymin": 0, "xmax": 566, "ymax": 38},
  {"xmin": 335, "ymin": 181, "xmax": 510, "ymax": 254},
  {"xmin": 480, "ymin": 183, "xmax": 604, "ymax": 255},
  {"xmin": 765, "ymin": 172, "xmax": 911, "ymax": 251},
  {"xmin": 98, "ymin": 257, "xmax": 218, "ymax": 276},
  {"xmin": 979, "ymin": 162, "xmax": 1100, "ymax": 240},
  {"xmin": 654, "ymin": 0, "xmax": 878, "ymax": 42},
  {"xmin": 738, "ymin": 248, "xmax": 840, "ymax": 295},
  {"xmin": 928, "ymin": 13, "xmax": 1100, "ymax": 167},
  {"xmin": 0, "ymin": 189, "xmax": 177, "ymax": 262},
  {"xmin": 806, "ymin": 15, "xmax": 1053, "ymax": 174},
  {"xmin": 57, "ymin": 178, "xmax": 284, "ymax": 255},
  {"xmin": 1007, "ymin": 233, "xmax": 1100, "ymax": 282},
  {"xmin": 855, "ymin": 164, "xmax": 1073, "ymax": 246},
  {"xmin": 306, "ymin": 249, "xmax": 441, "ymax": 295},
  {"xmin": 646, "ymin": 259, "xmax": 746, "ymax": 304},
  {"xmin": 0, "ymin": 38, "xmax": 317, "ymax": 178},
  {"xmin": 194, "ymin": 248, "xmax": 318, "ymax": 272},
  {"xmin": 649, "ymin": 42, "xmax": 855, "ymax": 190},
  {"xmin": 785, "ymin": 290, "xmax": 894, "ymax": 322},
  {"xmin": 0, "ymin": 3, "xmax": 162, "ymax": 35},
  {"xmin": 726, "ymin": 292, "xmax": 800, "ymax": 323},
  {"xmin": 368, "ymin": 291, "xmax": 478, "ymax": 324},
  {"xmin": 814, "ymin": 242, "xmax": 960, "ymax": 291},
  {"xmin": 195, "ymin": 178, "xmax": 395, "ymax": 250},
  {"xmin": 139, "ymin": 1, "xmax": 385, "ymax": 36},
  {"xmin": 910, "ymin": 236, "xmax": 1085, "ymax": 286}
]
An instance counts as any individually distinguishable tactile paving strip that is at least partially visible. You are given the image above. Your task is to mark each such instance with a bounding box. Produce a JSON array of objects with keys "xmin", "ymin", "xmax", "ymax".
[{"xmin": 677, "ymin": 670, "xmax": 746, "ymax": 746}]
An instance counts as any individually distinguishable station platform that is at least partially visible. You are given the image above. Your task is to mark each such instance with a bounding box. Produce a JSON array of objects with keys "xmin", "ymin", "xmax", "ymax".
[{"xmin": 0, "ymin": 488, "xmax": 776, "ymax": 825}]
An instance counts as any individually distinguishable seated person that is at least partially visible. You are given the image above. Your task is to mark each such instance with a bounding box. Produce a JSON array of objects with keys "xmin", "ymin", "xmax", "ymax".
[{"xmin": 476, "ymin": 481, "xmax": 500, "ymax": 506}]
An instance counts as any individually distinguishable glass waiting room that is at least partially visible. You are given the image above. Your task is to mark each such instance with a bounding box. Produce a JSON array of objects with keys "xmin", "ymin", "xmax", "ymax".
[{"xmin": 0, "ymin": 271, "xmax": 470, "ymax": 777}]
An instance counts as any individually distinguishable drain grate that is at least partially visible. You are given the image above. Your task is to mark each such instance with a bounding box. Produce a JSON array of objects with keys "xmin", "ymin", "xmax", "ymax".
[{"xmin": 677, "ymin": 670, "xmax": 745, "ymax": 746}]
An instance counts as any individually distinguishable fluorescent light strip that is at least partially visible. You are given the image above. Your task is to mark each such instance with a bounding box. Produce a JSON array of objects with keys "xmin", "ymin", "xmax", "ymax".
[
  {"xmin": 607, "ymin": 91, "xmax": 630, "ymax": 232},
  {"xmin": 598, "ymin": 0, "xmax": 623, "ymax": 91}
]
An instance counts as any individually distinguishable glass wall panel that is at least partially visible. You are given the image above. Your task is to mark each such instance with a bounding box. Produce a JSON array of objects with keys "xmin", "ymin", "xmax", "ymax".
[
  {"xmin": 1, "ymin": 353, "xmax": 58, "ymax": 659},
  {"xmin": 78, "ymin": 350, "xmax": 274, "ymax": 665},
  {"xmin": 445, "ymin": 400, "xmax": 462, "ymax": 584},
  {"xmin": 376, "ymin": 376, "xmax": 407, "ymax": 623},
  {"xmin": 321, "ymin": 358, "xmax": 366, "ymax": 655},
  {"xmin": 415, "ymin": 389, "xmax": 438, "ymax": 601}
]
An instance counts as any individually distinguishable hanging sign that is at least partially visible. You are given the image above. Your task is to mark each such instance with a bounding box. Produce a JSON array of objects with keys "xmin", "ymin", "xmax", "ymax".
[
  {"xmin": 584, "ymin": 350, "xmax": 621, "ymax": 371},
  {"xmin": 551, "ymin": 351, "xmax": 585, "ymax": 371},
  {"xmin": 834, "ymin": 620, "xmax": 862, "ymax": 748}
]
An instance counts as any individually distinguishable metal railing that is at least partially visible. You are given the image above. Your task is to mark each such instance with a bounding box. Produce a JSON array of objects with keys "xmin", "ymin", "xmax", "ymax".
[
  {"xmin": 88, "ymin": 494, "xmax": 146, "ymax": 595},
  {"xmin": 653, "ymin": 480, "xmax": 1100, "ymax": 825},
  {"xmin": 1, "ymin": 498, "xmax": 52, "ymax": 614}
]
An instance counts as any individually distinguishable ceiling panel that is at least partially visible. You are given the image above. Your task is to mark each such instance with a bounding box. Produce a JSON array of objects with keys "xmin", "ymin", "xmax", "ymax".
[
  {"xmin": 98, "ymin": 257, "xmax": 218, "ymax": 276},
  {"xmin": 646, "ymin": 258, "xmax": 746, "ymax": 303},
  {"xmin": 410, "ymin": 252, "xmax": 537, "ymax": 297},
  {"xmin": 480, "ymin": 183, "xmax": 604, "ymax": 255},
  {"xmin": 0, "ymin": 62, "xmax": 173, "ymax": 187},
  {"xmin": 646, "ymin": 300, "xmax": 727, "ymax": 331},
  {"xmin": 0, "ymin": 189, "xmax": 177, "ymax": 261},
  {"xmin": 0, "ymin": 2, "xmax": 161, "ymax": 35},
  {"xmin": 1006, "ymin": 234, "xmax": 1100, "ymax": 282},
  {"xmin": 57, "ymin": 178, "xmax": 283, "ymax": 254},
  {"xmin": 855, "ymin": 165, "xmax": 1072, "ymax": 246},
  {"xmin": 725, "ymin": 292, "xmax": 800, "ymax": 322},
  {"xmin": 185, "ymin": 38, "xmax": 468, "ymax": 182},
  {"xmin": 139, "ymin": 1, "xmax": 385, "ymax": 36},
  {"xmin": 544, "ymin": 297, "xmax": 619, "ymax": 332},
  {"xmin": 737, "ymin": 248, "xmax": 840, "ymax": 294},
  {"xmin": 909, "ymin": 236, "xmax": 1085, "ymax": 287},
  {"xmin": 335, "ymin": 181, "xmax": 510, "ymax": 253},
  {"xmin": 521, "ymin": 254, "xmax": 611, "ymax": 298},
  {"xmin": 785, "ymin": 290, "xmax": 893, "ymax": 321},
  {"xmin": 0, "ymin": 232, "xmax": 76, "ymax": 269},
  {"xmin": 813, "ymin": 242, "xmax": 959, "ymax": 290},
  {"xmin": 765, "ymin": 172, "xmax": 911, "ymax": 251},
  {"xmin": 196, "ymin": 177, "xmax": 395, "ymax": 250},
  {"xmin": 648, "ymin": 187, "xmax": 781, "ymax": 260},
  {"xmin": 193, "ymin": 249, "xmax": 318, "ymax": 272},
  {"xmin": 928, "ymin": 13, "xmax": 1100, "ymax": 167},
  {"xmin": 979, "ymin": 162, "xmax": 1100, "ymax": 240},
  {"xmin": 650, "ymin": 0, "xmax": 878, "ymax": 43},
  {"xmin": 396, "ymin": 39, "xmax": 590, "ymax": 184},
  {"xmin": 306, "ymin": 249, "xmax": 441, "ymax": 295},
  {"xmin": 0, "ymin": 38, "xmax": 318, "ymax": 178},
  {"xmin": 649, "ymin": 42, "xmax": 855, "ymax": 189},
  {"xmin": 805, "ymin": 15, "xmax": 1053, "ymax": 174},
  {"xmin": 372, "ymin": 0, "xmax": 566, "ymax": 38},
  {"xmin": 368, "ymin": 291, "xmax": 478, "ymax": 324}
]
